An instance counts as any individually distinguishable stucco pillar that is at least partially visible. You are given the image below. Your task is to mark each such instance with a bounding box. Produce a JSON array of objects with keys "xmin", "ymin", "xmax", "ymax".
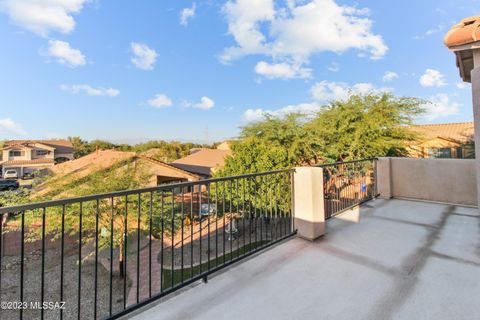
[
  {"xmin": 376, "ymin": 157, "xmax": 392, "ymax": 199},
  {"xmin": 293, "ymin": 167, "xmax": 325, "ymax": 241},
  {"xmin": 472, "ymin": 49, "xmax": 480, "ymax": 207}
]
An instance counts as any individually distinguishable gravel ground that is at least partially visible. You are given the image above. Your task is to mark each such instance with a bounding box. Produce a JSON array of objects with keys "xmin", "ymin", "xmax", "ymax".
[{"xmin": 1, "ymin": 241, "xmax": 126, "ymax": 320}]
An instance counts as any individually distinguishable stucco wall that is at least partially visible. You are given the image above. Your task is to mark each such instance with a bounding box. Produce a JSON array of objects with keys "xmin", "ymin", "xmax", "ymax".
[{"xmin": 377, "ymin": 157, "xmax": 477, "ymax": 206}]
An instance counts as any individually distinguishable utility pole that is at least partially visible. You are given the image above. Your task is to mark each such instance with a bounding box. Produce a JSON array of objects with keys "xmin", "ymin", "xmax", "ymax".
[{"xmin": 205, "ymin": 126, "xmax": 210, "ymax": 145}]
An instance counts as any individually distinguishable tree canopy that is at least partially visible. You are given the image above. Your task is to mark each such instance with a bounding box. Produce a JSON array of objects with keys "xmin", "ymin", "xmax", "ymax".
[
  {"xmin": 67, "ymin": 136, "xmax": 209, "ymax": 162},
  {"xmin": 218, "ymin": 93, "xmax": 424, "ymax": 176}
]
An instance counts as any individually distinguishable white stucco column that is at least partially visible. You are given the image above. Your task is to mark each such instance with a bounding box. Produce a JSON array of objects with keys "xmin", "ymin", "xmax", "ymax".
[
  {"xmin": 472, "ymin": 49, "xmax": 480, "ymax": 207},
  {"xmin": 293, "ymin": 167, "xmax": 325, "ymax": 240},
  {"xmin": 376, "ymin": 157, "xmax": 392, "ymax": 199}
]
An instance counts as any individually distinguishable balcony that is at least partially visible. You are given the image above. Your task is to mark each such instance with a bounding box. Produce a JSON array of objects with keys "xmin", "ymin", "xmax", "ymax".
[
  {"xmin": 130, "ymin": 198, "xmax": 480, "ymax": 320},
  {"xmin": 0, "ymin": 158, "xmax": 478, "ymax": 319}
]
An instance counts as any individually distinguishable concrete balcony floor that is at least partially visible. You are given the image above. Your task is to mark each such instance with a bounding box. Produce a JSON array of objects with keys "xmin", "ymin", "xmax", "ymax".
[{"xmin": 130, "ymin": 199, "xmax": 480, "ymax": 320}]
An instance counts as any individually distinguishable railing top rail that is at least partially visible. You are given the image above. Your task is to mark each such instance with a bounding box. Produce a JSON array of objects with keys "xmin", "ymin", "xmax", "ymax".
[
  {"xmin": 314, "ymin": 158, "xmax": 377, "ymax": 168},
  {"xmin": 0, "ymin": 168, "xmax": 294, "ymax": 214}
]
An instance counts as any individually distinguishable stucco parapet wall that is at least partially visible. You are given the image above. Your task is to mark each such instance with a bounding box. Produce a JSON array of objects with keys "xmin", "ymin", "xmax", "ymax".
[{"xmin": 376, "ymin": 157, "xmax": 477, "ymax": 207}]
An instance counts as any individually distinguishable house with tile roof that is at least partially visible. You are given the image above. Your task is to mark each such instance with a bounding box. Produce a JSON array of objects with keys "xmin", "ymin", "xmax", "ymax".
[
  {"xmin": 170, "ymin": 143, "xmax": 232, "ymax": 178},
  {"xmin": 407, "ymin": 122, "xmax": 475, "ymax": 159},
  {"xmin": 0, "ymin": 140, "xmax": 74, "ymax": 178},
  {"xmin": 36, "ymin": 149, "xmax": 201, "ymax": 197}
]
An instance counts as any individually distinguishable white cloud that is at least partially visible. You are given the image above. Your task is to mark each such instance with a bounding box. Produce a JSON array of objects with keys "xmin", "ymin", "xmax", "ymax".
[
  {"xmin": 382, "ymin": 71, "xmax": 398, "ymax": 82},
  {"xmin": 420, "ymin": 69, "xmax": 446, "ymax": 87},
  {"xmin": 130, "ymin": 42, "xmax": 158, "ymax": 70},
  {"xmin": 413, "ymin": 24, "xmax": 444, "ymax": 40},
  {"xmin": 420, "ymin": 94, "xmax": 460, "ymax": 122},
  {"xmin": 456, "ymin": 82, "xmax": 469, "ymax": 89},
  {"xmin": 0, "ymin": 118, "xmax": 27, "ymax": 136},
  {"xmin": 221, "ymin": 0, "xmax": 275, "ymax": 62},
  {"xmin": 254, "ymin": 61, "xmax": 312, "ymax": 79},
  {"xmin": 327, "ymin": 62, "xmax": 340, "ymax": 72},
  {"xmin": 47, "ymin": 40, "xmax": 86, "ymax": 67},
  {"xmin": 195, "ymin": 96, "xmax": 215, "ymax": 110},
  {"xmin": 243, "ymin": 102, "xmax": 321, "ymax": 122},
  {"xmin": 184, "ymin": 96, "xmax": 215, "ymax": 110},
  {"xmin": 221, "ymin": 0, "xmax": 387, "ymax": 64},
  {"xmin": 310, "ymin": 80, "xmax": 389, "ymax": 102},
  {"xmin": 60, "ymin": 84, "xmax": 119, "ymax": 97},
  {"xmin": 146, "ymin": 94, "xmax": 173, "ymax": 108},
  {"xmin": 242, "ymin": 79, "xmax": 390, "ymax": 122},
  {"xmin": 0, "ymin": 0, "xmax": 88, "ymax": 36},
  {"xmin": 180, "ymin": 3, "xmax": 196, "ymax": 26}
]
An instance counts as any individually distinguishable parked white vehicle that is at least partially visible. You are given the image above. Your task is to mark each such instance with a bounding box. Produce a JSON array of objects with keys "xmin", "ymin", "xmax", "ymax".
[{"xmin": 3, "ymin": 169, "xmax": 18, "ymax": 179}]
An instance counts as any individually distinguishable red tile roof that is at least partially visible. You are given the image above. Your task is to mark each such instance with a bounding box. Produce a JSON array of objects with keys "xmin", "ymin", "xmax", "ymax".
[
  {"xmin": 51, "ymin": 150, "xmax": 199, "ymax": 180},
  {"xmin": 4, "ymin": 140, "xmax": 74, "ymax": 154},
  {"xmin": 409, "ymin": 122, "xmax": 474, "ymax": 144},
  {"xmin": 444, "ymin": 16, "xmax": 480, "ymax": 49},
  {"xmin": 2, "ymin": 159, "xmax": 55, "ymax": 166},
  {"xmin": 171, "ymin": 149, "xmax": 231, "ymax": 176}
]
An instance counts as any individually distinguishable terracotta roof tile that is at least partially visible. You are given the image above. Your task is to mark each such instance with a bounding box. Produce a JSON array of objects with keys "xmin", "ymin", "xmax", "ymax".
[
  {"xmin": 444, "ymin": 16, "xmax": 480, "ymax": 49},
  {"xmin": 51, "ymin": 149, "xmax": 200, "ymax": 180},
  {"xmin": 409, "ymin": 122, "xmax": 474, "ymax": 144},
  {"xmin": 51, "ymin": 150, "xmax": 137, "ymax": 176},
  {"xmin": 3, "ymin": 140, "xmax": 74, "ymax": 154},
  {"xmin": 2, "ymin": 159, "xmax": 55, "ymax": 166},
  {"xmin": 171, "ymin": 149, "xmax": 231, "ymax": 176}
]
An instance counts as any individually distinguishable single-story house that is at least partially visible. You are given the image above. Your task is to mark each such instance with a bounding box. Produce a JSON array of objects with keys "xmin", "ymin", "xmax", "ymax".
[
  {"xmin": 37, "ymin": 149, "xmax": 201, "ymax": 197},
  {"xmin": 170, "ymin": 145, "xmax": 232, "ymax": 178},
  {"xmin": 407, "ymin": 122, "xmax": 475, "ymax": 159}
]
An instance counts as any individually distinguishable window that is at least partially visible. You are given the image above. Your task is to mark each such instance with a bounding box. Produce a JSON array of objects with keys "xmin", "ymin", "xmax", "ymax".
[
  {"xmin": 463, "ymin": 144, "xmax": 475, "ymax": 159},
  {"xmin": 36, "ymin": 150, "xmax": 49, "ymax": 156},
  {"xmin": 9, "ymin": 150, "xmax": 24, "ymax": 157},
  {"xmin": 456, "ymin": 147, "xmax": 463, "ymax": 159},
  {"xmin": 427, "ymin": 148, "xmax": 452, "ymax": 159}
]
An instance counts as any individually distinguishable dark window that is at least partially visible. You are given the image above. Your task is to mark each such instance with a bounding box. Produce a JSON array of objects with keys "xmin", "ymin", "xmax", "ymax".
[
  {"xmin": 456, "ymin": 147, "xmax": 463, "ymax": 159},
  {"xmin": 428, "ymin": 148, "xmax": 452, "ymax": 159},
  {"xmin": 36, "ymin": 150, "xmax": 49, "ymax": 156},
  {"xmin": 9, "ymin": 150, "xmax": 23, "ymax": 157}
]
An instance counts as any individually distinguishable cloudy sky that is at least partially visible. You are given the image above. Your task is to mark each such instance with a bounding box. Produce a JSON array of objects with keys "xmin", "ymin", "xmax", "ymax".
[{"xmin": 0, "ymin": 0, "xmax": 478, "ymax": 142}]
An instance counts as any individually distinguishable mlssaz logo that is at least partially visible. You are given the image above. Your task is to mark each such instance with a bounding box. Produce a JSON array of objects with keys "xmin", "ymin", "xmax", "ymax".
[{"xmin": 29, "ymin": 301, "xmax": 66, "ymax": 310}]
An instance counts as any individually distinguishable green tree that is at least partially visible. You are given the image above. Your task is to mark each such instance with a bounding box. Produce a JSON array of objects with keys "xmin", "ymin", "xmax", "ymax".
[
  {"xmin": 67, "ymin": 136, "xmax": 91, "ymax": 158},
  {"xmin": 307, "ymin": 93, "xmax": 424, "ymax": 162},
  {"xmin": 67, "ymin": 136, "xmax": 211, "ymax": 162},
  {"xmin": 220, "ymin": 93, "xmax": 424, "ymax": 176}
]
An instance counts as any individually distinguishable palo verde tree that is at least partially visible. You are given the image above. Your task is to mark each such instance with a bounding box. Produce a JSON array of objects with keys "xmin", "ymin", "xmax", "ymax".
[
  {"xmin": 221, "ymin": 92, "xmax": 424, "ymax": 176},
  {"xmin": 306, "ymin": 93, "xmax": 424, "ymax": 162}
]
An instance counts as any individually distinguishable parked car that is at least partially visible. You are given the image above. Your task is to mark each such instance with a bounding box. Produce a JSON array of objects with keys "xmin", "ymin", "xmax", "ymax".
[
  {"xmin": 3, "ymin": 170, "xmax": 18, "ymax": 179},
  {"xmin": 0, "ymin": 179, "xmax": 20, "ymax": 191}
]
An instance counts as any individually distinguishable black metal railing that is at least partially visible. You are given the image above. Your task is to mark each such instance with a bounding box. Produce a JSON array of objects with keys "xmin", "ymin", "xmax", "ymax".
[
  {"xmin": 318, "ymin": 159, "xmax": 377, "ymax": 219},
  {"xmin": 0, "ymin": 169, "xmax": 296, "ymax": 320}
]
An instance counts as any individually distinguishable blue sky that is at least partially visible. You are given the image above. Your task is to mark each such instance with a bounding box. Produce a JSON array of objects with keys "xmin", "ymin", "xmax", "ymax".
[{"xmin": 0, "ymin": 0, "xmax": 478, "ymax": 143}]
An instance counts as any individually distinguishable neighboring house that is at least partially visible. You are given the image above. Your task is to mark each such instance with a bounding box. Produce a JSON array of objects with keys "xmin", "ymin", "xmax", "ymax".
[
  {"xmin": 215, "ymin": 141, "xmax": 231, "ymax": 150},
  {"xmin": 170, "ymin": 144, "xmax": 232, "ymax": 178},
  {"xmin": 0, "ymin": 140, "xmax": 74, "ymax": 177},
  {"xmin": 36, "ymin": 150, "xmax": 200, "ymax": 197},
  {"xmin": 407, "ymin": 122, "xmax": 475, "ymax": 159}
]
